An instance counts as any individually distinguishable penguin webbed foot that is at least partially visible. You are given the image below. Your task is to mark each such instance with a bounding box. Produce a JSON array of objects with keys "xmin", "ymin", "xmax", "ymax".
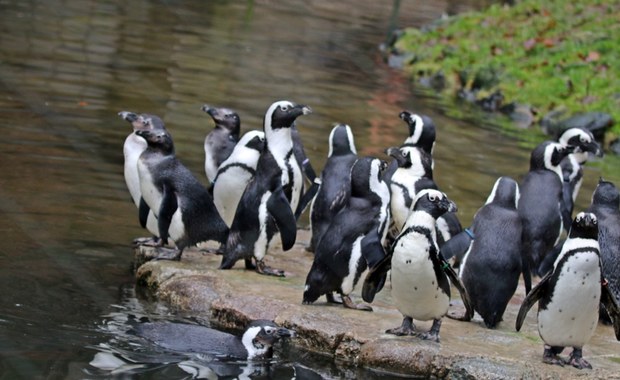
[
  {"xmin": 133, "ymin": 236, "xmax": 162, "ymax": 247},
  {"xmin": 417, "ymin": 319, "xmax": 441, "ymax": 343},
  {"xmin": 342, "ymin": 295, "xmax": 373, "ymax": 311},
  {"xmin": 152, "ymin": 247, "xmax": 182, "ymax": 261},
  {"xmin": 386, "ymin": 317, "xmax": 416, "ymax": 336},
  {"xmin": 568, "ymin": 348, "xmax": 592, "ymax": 370},
  {"xmin": 255, "ymin": 260, "xmax": 285, "ymax": 277},
  {"xmin": 542, "ymin": 346, "xmax": 565, "ymax": 367}
]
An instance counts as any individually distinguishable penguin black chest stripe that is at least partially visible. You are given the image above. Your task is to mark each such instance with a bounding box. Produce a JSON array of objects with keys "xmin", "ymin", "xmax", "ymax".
[
  {"xmin": 392, "ymin": 182, "xmax": 413, "ymax": 209},
  {"xmin": 214, "ymin": 162, "xmax": 256, "ymax": 182},
  {"xmin": 283, "ymin": 148, "xmax": 295, "ymax": 199}
]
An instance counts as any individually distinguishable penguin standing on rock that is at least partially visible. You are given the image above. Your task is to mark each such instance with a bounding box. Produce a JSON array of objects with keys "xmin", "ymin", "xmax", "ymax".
[
  {"xmin": 586, "ymin": 178, "xmax": 620, "ymax": 324},
  {"xmin": 220, "ymin": 101, "xmax": 311, "ymax": 276},
  {"xmin": 201, "ymin": 104, "xmax": 241, "ymax": 183},
  {"xmin": 518, "ymin": 141, "xmax": 574, "ymax": 282},
  {"xmin": 136, "ymin": 128, "xmax": 228, "ymax": 260},
  {"xmin": 308, "ymin": 123, "xmax": 358, "ymax": 253},
  {"xmin": 131, "ymin": 319, "xmax": 295, "ymax": 360},
  {"xmin": 363, "ymin": 189, "xmax": 474, "ymax": 342},
  {"xmin": 212, "ymin": 130, "xmax": 265, "ymax": 227},
  {"xmin": 119, "ymin": 111, "xmax": 169, "ymax": 246},
  {"xmin": 303, "ymin": 157, "xmax": 391, "ymax": 311},
  {"xmin": 516, "ymin": 212, "xmax": 620, "ymax": 369},
  {"xmin": 458, "ymin": 176, "xmax": 523, "ymax": 328}
]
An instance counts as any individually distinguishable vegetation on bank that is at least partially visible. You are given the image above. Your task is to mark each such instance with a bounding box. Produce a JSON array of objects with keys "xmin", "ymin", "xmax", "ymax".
[{"xmin": 395, "ymin": 0, "xmax": 620, "ymax": 136}]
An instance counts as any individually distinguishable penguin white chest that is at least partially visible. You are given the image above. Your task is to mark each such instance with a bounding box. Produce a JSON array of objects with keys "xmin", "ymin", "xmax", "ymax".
[
  {"xmin": 538, "ymin": 250, "xmax": 601, "ymax": 347},
  {"xmin": 213, "ymin": 167, "xmax": 254, "ymax": 227},
  {"xmin": 391, "ymin": 233, "xmax": 449, "ymax": 321},
  {"xmin": 123, "ymin": 135, "xmax": 147, "ymax": 207},
  {"xmin": 137, "ymin": 160, "xmax": 163, "ymax": 212}
]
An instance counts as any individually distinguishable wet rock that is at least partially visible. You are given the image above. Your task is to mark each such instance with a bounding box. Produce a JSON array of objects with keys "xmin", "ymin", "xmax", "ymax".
[
  {"xmin": 609, "ymin": 138, "xmax": 620, "ymax": 155},
  {"xmin": 498, "ymin": 102, "xmax": 537, "ymax": 129},
  {"xmin": 541, "ymin": 111, "xmax": 614, "ymax": 141}
]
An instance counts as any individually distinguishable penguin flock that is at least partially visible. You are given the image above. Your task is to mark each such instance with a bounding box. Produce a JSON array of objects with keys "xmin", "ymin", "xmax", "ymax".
[{"xmin": 119, "ymin": 101, "xmax": 620, "ymax": 369}]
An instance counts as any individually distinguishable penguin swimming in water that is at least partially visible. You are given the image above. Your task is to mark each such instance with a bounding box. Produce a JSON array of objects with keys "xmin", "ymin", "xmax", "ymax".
[
  {"xmin": 518, "ymin": 141, "xmax": 574, "ymax": 280},
  {"xmin": 220, "ymin": 100, "xmax": 311, "ymax": 276},
  {"xmin": 303, "ymin": 157, "xmax": 391, "ymax": 311},
  {"xmin": 307, "ymin": 123, "xmax": 358, "ymax": 253},
  {"xmin": 130, "ymin": 319, "xmax": 295, "ymax": 360},
  {"xmin": 516, "ymin": 212, "xmax": 620, "ymax": 369},
  {"xmin": 586, "ymin": 178, "xmax": 620, "ymax": 324},
  {"xmin": 362, "ymin": 189, "xmax": 473, "ymax": 341},
  {"xmin": 136, "ymin": 128, "xmax": 228, "ymax": 260},
  {"xmin": 212, "ymin": 130, "xmax": 265, "ymax": 227},
  {"xmin": 201, "ymin": 104, "xmax": 241, "ymax": 183},
  {"xmin": 557, "ymin": 127, "xmax": 603, "ymax": 230},
  {"xmin": 119, "ymin": 111, "xmax": 168, "ymax": 246},
  {"xmin": 458, "ymin": 176, "xmax": 523, "ymax": 328}
]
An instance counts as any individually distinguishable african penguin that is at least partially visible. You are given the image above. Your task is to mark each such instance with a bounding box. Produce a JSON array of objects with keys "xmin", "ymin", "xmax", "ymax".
[
  {"xmin": 458, "ymin": 176, "xmax": 523, "ymax": 328},
  {"xmin": 516, "ymin": 212, "xmax": 620, "ymax": 369},
  {"xmin": 308, "ymin": 123, "xmax": 358, "ymax": 253},
  {"xmin": 518, "ymin": 141, "xmax": 574, "ymax": 280},
  {"xmin": 136, "ymin": 128, "xmax": 228, "ymax": 260},
  {"xmin": 362, "ymin": 189, "xmax": 473, "ymax": 341},
  {"xmin": 119, "ymin": 111, "xmax": 168, "ymax": 246},
  {"xmin": 201, "ymin": 104, "xmax": 241, "ymax": 183},
  {"xmin": 399, "ymin": 110, "xmax": 436, "ymax": 158},
  {"xmin": 212, "ymin": 130, "xmax": 265, "ymax": 227},
  {"xmin": 303, "ymin": 157, "xmax": 391, "ymax": 311},
  {"xmin": 557, "ymin": 127, "xmax": 603, "ymax": 230},
  {"xmin": 220, "ymin": 100, "xmax": 311, "ymax": 276},
  {"xmin": 586, "ymin": 178, "xmax": 620, "ymax": 324},
  {"xmin": 130, "ymin": 319, "xmax": 295, "ymax": 360}
]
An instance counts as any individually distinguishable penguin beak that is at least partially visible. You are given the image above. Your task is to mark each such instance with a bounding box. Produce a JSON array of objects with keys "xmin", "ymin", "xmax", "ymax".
[
  {"xmin": 276, "ymin": 327, "xmax": 296, "ymax": 338},
  {"xmin": 399, "ymin": 110, "xmax": 411, "ymax": 122},
  {"xmin": 119, "ymin": 111, "xmax": 139, "ymax": 123},
  {"xmin": 300, "ymin": 105, "xmax": 312, "ymax": 116},
  {"xmin": 442, "ymin": 198, "xmax": 458, "ymax": 213},
  {"xmin": 385, "ymin": 146, "xmax": 407, "ymax": 167},
  {"xmin": 586, "ymin": 141, "xmax": 604, "ymax": 158}
]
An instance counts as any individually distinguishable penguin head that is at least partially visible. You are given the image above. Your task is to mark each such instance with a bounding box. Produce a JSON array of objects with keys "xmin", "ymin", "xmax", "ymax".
[
  {"xmin": 241, "ymin": 320, "xmax": 295, "ymax": 360},
  {"xmin": 328, "ymin": 123, "xmax": 357, "ymax": 157},
  {"xmin": 399, "ymin": 110, "xmax": 436, "ymax": 154},
  {"xmin": 591, "ymin": 177, "xmax": 619, "ymax": 208},
  {"xmin": 385, "ymin": 146, "xmax": 412, "ymax": 169},
  {"xmin": 119, "ymin": 111, "xmax": 166, "ymax": 133},
  {"xmin": 568, "ymin": 212, "xmax": 599, "ymax": 240},
  {"xmin": 559, "ymin": 127, "xmax": 603, "ymax": 159},
  {"xmin": 529, "ymin": 141, "xmax": 574, "ymax": 171},
  {"xmin": 201, "ymin": 104, "xmax": 241, "ymax": 135},
  {"xmin": 350, "ymin": 157, "xmax": 388, "ymax": 198},
  {"xmin": 485, "ymin": 176, "xmax": 520, "ymax": 209},
  {"xmin": 412, "ymin": 189, "xmax": 458, "ymax": 219},
  {"xmin": 264, "ymin": 100, "xmax": 312, "ymax": 131},
  {"xmin": 240, "ymin": 130, "xmax": 265, "ymax": 152},
  {"xmin": 135, "ymin": 129, "xmax": 174, "ymax": 154}
]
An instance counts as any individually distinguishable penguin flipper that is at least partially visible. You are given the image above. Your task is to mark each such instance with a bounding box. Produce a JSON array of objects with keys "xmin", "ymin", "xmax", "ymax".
[
  {"xmin": 361, "ymin": 253, "xmax": 392, "ymax": 303},
  {"xmin": 267, "ymin": 188, "xmax": 297, "ymax": 251},
  {"xmin": 440, "ymin": 228, "xmax": 474, "ymax": 262},
  {"xmin": 295, "ymin": 181, "xmax": 319, "ymax": 220},
  {"xmin": 138, "ymin": 197, "xmax": 150, "ymax": 229},
  {"xmin": 601, "ymin": 279, "xmax": 620, "ymax": 341},
  {"xmin": 158, "ymin": 184, "xmax": 178, "ymax": 244},
  {"xmin": 442, "ymin": 254, "xmax": 474, "ymax": 321},
  {"xmin": 516, "ymin": 271, "xmax": 552, "ymax": 332}
]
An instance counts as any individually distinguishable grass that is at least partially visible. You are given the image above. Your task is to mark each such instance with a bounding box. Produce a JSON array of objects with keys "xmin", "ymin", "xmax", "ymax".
[{"xmin": 396, "ymin": 0, "xmax": 620, "ymax": 136}]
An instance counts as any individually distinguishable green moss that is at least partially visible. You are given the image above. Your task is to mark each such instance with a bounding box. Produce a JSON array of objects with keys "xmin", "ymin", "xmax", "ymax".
[{"xmin": 397, "ymin": 0, "xmax": 620, "ymax": 135}]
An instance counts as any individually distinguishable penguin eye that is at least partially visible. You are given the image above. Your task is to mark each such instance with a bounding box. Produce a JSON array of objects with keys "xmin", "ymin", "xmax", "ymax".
[
  {"xmin": 264, "ymin": 327, "xmax": 275, "ymax": 335},
  {"xmin": 428, "ymin": 194, "xmax": 436, "ymax": 202},
  {"xmin": 280, "ymin": 105, "xmax": 289, "ymax": 112},
  {"xmin": 401, "ymin": 151, "xmax": 406, "ymax": 157}
]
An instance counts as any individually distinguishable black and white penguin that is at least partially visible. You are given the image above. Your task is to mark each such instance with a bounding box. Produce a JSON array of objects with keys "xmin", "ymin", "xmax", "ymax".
[
  {"xmin": 303, "ymin": 157, "xmax": 391, "ymax": 311},
  {"xmin": 586, "ymin": 178, "xmax": 620, "ymax": 324},
  {"xmin": 458, "ymin": 176, "xmax": 523, "ymax": 328},
  {"xmin": 201, "ymin": 104, "xmax": 241, "ymax": 183},
  {"xmin": 119, "ymin": 111, "xmax": 168, "ymax": 245},
  {"xmin": 212, "ymin": 130, "xmax": 265, "ymax": 227},
  {"xmin": 307, "ymin": 123, "xmax": 358, "ymax": 253},
  {"xmin": 220, "ymin": 100, "xmax": 311, "ymax": 276},
  {"xmin": 136, "ymin": 128, "xmax": 228, "ymax": 259},
  {"xmin": 518, "ymin": 141, "xmax": 574, "ymax": 279},
  {"xmin": 130, "ymin": 319, "xmax": 295, "ymax": 360},
  {"xmin": 362, "ymin": 189, "xmax": 473, "ymax": 342},
  {"xmin": 516, "ymin": 212, "xmax": 620, "ymax": 369},
  {"xmin": 399, "ymin": 110, "xmax": 436, "ymax": 157},
  {"xmin": 557, "ymin": 127, "xmax": 603, "ymax": 229}
]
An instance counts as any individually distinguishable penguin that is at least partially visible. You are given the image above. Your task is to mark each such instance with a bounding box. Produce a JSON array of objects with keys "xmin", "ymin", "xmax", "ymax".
[
  {"xmin": 201, "ymin": 104, "xmax": 241, "ymax": 183},
  {"xmin": 220, "ymin": 101, "xmax": 311, "ymax": 276},
  {"xmin": 119, "ymin": 111, "xmax": 167, "ymax": 246},
  {"xmin": 307, "ymin": 123, "xmax": 358, "ymax": 253},
  {"xmin": 557, "ymin": 127, "xmax": 603, "ymax": 230},
  {"xmin": 303, "ymin": 157, "xmax": 391, "ymax": 311},
  {"xmin": 130, "ymin": 319, "xmax": 295, "ymax": 360},
  {"xmin": 458, "ymin": 176, "xmax": 523, "ymax": 328},
  {"xmin": 362, "ymin": 189, "xmax": 473, "ymax": 342},
  {"xmin": 586, "ymin": 178, "xmax": 620, "ymax": 324},
  {"xmin": 516, "ymin": 212, "xmax": 620, "ymax": 369},
  {"xmin": 212, "ymin": 130, "xmax": 265, "ymax": 227},
  {"xmin": 399, "ymin": 110, "xmax": 436, "ymax": 157},
  {"xmin": 136, "ymin": 128, "xmax": 228, "ymax": 260},
  {"xmin": 518, "ymin": 141, "xmax": 574, "ymax": 281}
]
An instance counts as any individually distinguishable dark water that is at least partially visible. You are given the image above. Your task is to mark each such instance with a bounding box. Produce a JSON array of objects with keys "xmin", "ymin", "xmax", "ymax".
[{"xmin": 1, "ymin": 0, "xmax": 619, "ymax": 379}]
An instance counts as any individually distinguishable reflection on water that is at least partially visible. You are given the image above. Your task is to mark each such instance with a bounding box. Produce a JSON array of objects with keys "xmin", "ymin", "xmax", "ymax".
[{"xmin": 1, "ymin": 0, "xmax": 618, "ymax": 378}]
